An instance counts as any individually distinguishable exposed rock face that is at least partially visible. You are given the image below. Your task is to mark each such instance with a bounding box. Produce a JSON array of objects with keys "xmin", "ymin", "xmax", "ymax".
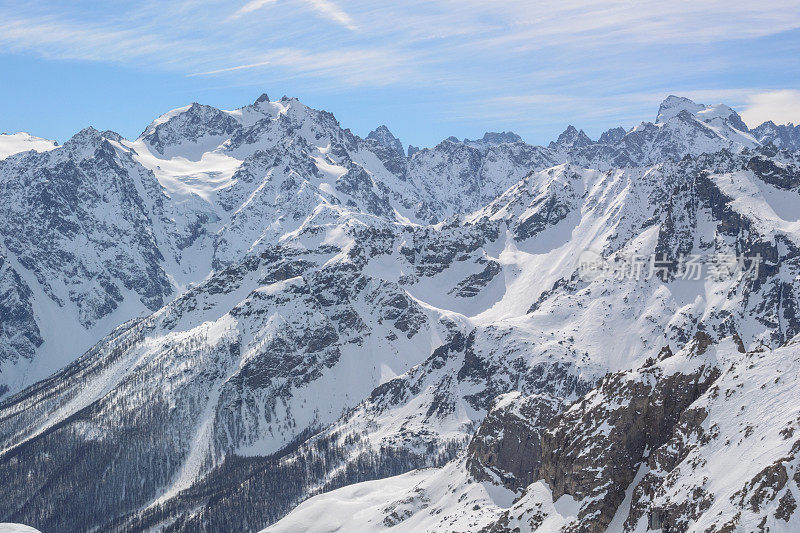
[
  {"xmin": 450, "ymin": 259, "xmax": 502, "ymax": 298},
  {"xmin": 0, "ymin": 130, "xmax": 174, "ymax": 326},
  {"xmin": 536, "ymin": 334, "xmax": 720, "ymax": 532},
  {"xmin": 620, "ymin": 339, "xmax": 800, "ymax": 532},
  {"xmin": 598, "ymin": 126, "xmax": 627, "ymax": 144},
  {"xmin": 0, "ymin": 255, "xmax": 42, "ymax": 380},
  {"xmin": 141, "ymin": 102, "xmax": 241, "ymax": 155},
  {"xmin": 467, "ymin": 392, "xmax": 562, "ymax": 490},
  {"xmin": 746, "ymin": 153, "xmax": 800, "ymax": 190},
  {"xmin": 467, "ymin": 333, "xmax": 720, "ymax": 532}
]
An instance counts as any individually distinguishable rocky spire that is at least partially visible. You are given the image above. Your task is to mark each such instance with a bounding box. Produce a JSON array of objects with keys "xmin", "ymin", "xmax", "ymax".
[{"xmin": 366, "ymin": 125, "xmax": 404, "ymax": 156}]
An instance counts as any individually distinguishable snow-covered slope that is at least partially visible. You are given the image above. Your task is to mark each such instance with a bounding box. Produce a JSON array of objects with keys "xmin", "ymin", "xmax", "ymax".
[
  {"xmin": 271, "ymin": 335, "xmax": 800, "ymax": 532},
  {"xmin": 0, "ymin": 524, "xmax": 41, "ymax": 533},
  {"xmin": 2, "ymin": 94, "xmax": 800, "ymax": 532},
  {"xmin": 0, "ymin": 133, "xmax": 57, "ymax": 160},
  {"xmin": 0, "ymin": 94, "xmax": 535, "ymax": 397}
]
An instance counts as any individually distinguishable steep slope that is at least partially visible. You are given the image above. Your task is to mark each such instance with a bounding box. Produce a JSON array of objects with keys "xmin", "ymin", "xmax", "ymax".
[
  {"xmin": 0, "ymin": 128, "xmax": 179, "ymax": 392},
  {"xmin": 270, "ymin": 334, "xmax": 800, "ymax": 532},
  {"xmin": 0, "ymin": 217, "xmax": 446, "ymax": 530},
  {"xmin": 0, "ymin": 94, "xmax": 555, "ymax": 397}
]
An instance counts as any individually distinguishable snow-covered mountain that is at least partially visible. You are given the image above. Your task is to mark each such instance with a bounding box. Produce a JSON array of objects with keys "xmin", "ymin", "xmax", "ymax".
[{"xmin": 1, "ymin": 94, "xmax": 800, "ymax": 532}]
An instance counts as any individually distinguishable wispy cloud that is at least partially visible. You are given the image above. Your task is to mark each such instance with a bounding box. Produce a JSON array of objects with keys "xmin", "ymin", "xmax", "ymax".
[
  {"xmin": 303, "ymin": 0, "xmax": 356, "ymax": 30},
  {"xmin": 0, "ymin": 16, "xmax": 194, "ymax": 64},
  {"xmin": 230, "ymin": 0, "xmax": 356, "ymax": 30},
  {"xmin": 187, "ymin": 47, "xmax": 410, "ymax": 85},
  {"xmin": 258, "ymin": 47, "xmax": 409, "ymax": 84},
  {"xmin": 188, "ymin": 61, "xmax": 272, "ymax": 77},
  {"xmin": 231, "ymin": 0, "xmax": 278, "ymax": 19}
]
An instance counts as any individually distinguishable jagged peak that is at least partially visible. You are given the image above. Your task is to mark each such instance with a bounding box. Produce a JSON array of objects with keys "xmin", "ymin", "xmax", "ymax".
[
  {"xmin": 753, "ymin": 120, "xmax": 779, "ymax": 130},
  {"xmin": 59, "ymin": 126, "xmax": 124, "ymax": 160},
  {"xmin": 137, "ymin": 101, "xmax": 241, "ymax": 152},
  {"xmin": 144, "ymin": 101, "xmax": 226, "ymax": 126},
  {"xmin": 64, "ymin": 126, "xmax": 104, "ymax": 146},
  {"xmin": 366, "ymin": 125, "xmax": 404, "ymax": 157},
  {"xmin": 255, "ymin": 93, "xmax": 270, "ymax": 104},
  {"xmin": 549, "ymin": 125, "xmax": 593, "ymax": 150},
  {"xmin": 100, "ymin": 130, "xmax": 123, "ymax": 142},
  {"xmin": 75, "ymin": 125, "xmax": 100, "ymax": 136},
  {"xmin": 138, "ymin": 103, "xmax": 197, "ymax": 139},
  {"xmin": 750, "ymin": 120, "xmax": 800, "ymax": 149},
  {"xmin": 752, "ymin": 119, "xmax": 800, "ymax": 131},
  {"xmin": 273, "ymin": 96, "xmax": 316, "ymax": 118},
  {"xmin": 370, "ymin": 124, "xmax": 394, "ymax": 135}
]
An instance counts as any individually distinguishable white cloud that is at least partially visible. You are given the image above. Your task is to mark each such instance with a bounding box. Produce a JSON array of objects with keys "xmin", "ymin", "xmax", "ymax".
[
  {"xmin": 303, "ymin": 0, "xmax": 356, "ymax": 30},
  {"xmin": 740, "ymin": 90, "xmax": 800, "ymax": 127},
  {"xmin": 230, "ymin": 0, "xmax": 278, "ymax": 20},
  {"xmin": 231, "ymin": 0, "xmax": 355, "ymax": 29}
]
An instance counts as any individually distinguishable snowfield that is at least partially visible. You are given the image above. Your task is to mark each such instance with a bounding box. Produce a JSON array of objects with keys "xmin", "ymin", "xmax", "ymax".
[{"xmin": 0, "ymin": 133, "xmax": 57, "ymax": 160}]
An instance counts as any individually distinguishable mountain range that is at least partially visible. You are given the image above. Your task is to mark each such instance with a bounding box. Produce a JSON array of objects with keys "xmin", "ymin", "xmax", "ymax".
[{"xmin": 1, "ymin": 93, "xmax": 800, "ymax": 532}]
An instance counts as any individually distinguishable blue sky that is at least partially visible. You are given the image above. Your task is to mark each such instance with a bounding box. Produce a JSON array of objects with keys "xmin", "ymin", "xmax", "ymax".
[{"xmin": 1, "ymin": 0, "xmax": 800, "ymax": 148}]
